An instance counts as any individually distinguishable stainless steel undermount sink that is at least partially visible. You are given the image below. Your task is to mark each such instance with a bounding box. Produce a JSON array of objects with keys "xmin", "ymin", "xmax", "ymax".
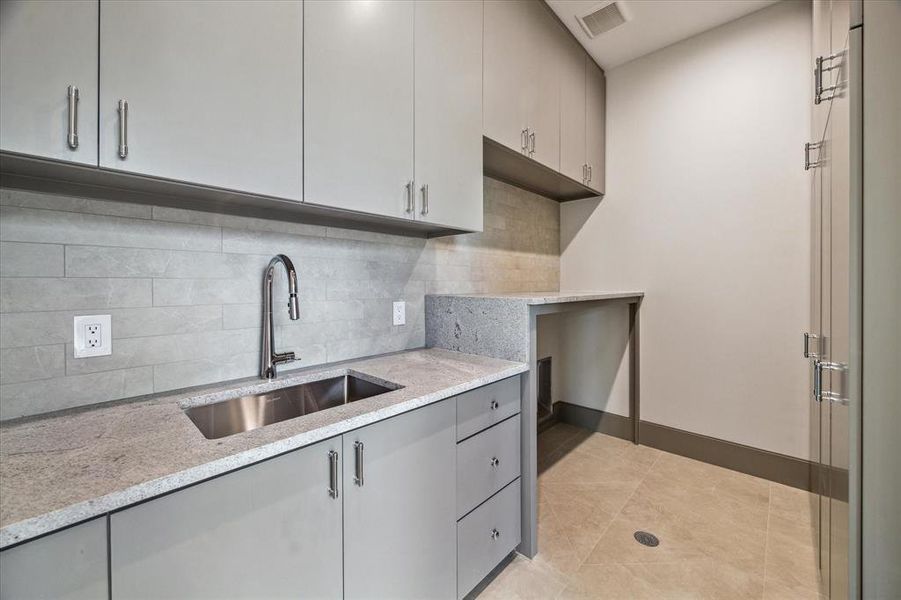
[{"xmin": 185, "ymin": 374, "xmax": 399, "ymax": 440}]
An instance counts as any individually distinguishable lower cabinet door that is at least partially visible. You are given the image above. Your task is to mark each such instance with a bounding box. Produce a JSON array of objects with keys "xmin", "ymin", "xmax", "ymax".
[
  {"xmin": 0, "ymin": 517, "xmax": 108, "ymax": 600},
  {"xmin": 110, "ymin": 438, "xmax": 343, "ymax": 599},
  {"xmin": 343, "ymin": 400, "xmax": 457, "ymax": 599}
]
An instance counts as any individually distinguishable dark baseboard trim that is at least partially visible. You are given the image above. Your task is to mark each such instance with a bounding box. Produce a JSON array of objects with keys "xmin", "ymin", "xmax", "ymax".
[
  {"xmin": 638, "ymin": 421, "xmax": 814, "ymax": 492},
  {"xmin": 554, "ymin": 402, "xmax": 848, "ymax": 496},
  {"xmin": 555, "ymin": 402, "xmax": 633, "ymax": 442}
]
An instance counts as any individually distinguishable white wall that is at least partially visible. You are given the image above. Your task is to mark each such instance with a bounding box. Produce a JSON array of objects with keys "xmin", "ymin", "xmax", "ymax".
[{"xmin": 560, "ymin": 1, "xmax": 812, "ymax": 459}]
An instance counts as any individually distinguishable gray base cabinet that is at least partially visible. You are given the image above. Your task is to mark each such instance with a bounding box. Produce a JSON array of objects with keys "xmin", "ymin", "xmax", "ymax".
[
  {"xmin": 343, "ymin": 400, "xmax": 457, "ymax": 600},
  {"xmin": 110, "ymin": 437, "xmax": 343, "ymax": 599},
  {"xmin": 0, "ymin": 518, "xmax": 108, "ymax": 600},
  {"xmin": 4, "ymin": 377, "xmax": 520, "ymax": 599}
]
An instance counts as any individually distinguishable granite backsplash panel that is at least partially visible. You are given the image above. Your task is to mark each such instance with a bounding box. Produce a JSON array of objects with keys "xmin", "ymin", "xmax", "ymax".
[{"xmin": 0, "ymin": 177, "xmax": 559, "ymax": 419}]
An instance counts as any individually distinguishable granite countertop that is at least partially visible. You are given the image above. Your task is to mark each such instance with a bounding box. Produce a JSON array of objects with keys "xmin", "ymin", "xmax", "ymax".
[
  {"xmin": 430, "ymin": 291, "xmax": 644, "ymax": 305},
  {"xmin": 0, "ymin": 348, "xmax": 527, "ymax": 549}
]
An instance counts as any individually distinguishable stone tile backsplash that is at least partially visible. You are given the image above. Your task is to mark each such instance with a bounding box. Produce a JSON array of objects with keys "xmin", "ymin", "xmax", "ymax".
[{"xmin": 0, "ymin": 178, "xmax": 560, "ymax": 419}]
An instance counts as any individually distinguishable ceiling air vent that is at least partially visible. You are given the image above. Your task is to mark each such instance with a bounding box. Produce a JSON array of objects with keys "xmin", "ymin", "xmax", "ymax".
[{"xmin": 576, "ymin": 2, "xmax": 628, "ymax": 39}]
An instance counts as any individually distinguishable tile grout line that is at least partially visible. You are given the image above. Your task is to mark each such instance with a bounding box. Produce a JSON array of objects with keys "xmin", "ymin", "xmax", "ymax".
[{"xmin": 762, "ymin": 483, "xmax": 773, "ymax": 596}]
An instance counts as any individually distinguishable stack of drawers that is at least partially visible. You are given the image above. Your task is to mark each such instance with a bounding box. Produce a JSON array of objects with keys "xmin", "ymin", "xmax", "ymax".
[{"xmin": 455, "ymin": 376, "xmax": 522, "ymax": 599}]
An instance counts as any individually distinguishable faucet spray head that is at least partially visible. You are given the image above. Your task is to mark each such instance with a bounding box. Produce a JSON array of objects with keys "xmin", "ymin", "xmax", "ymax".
[{"xmin": 288, "ymin": 294, "xmax": 300, "ymax": 320}]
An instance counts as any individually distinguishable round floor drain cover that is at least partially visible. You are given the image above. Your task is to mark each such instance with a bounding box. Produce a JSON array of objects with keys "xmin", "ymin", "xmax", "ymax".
[{"xmin": 633, "ymin": 531, "xmax": 659, "ymax": 547}]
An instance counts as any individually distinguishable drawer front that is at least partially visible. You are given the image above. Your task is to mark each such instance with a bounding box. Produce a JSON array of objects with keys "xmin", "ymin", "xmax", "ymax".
[
  {"xmin": 456, "ymin": 376, "xmax": 520, "ymax": 441},
  {"xmin": 457, "ymin": 479, "xmax": 521, "ymax": 599},
  {"xmin": 457, "ymin": 414, "xmax": 520, "ymax": 518}
]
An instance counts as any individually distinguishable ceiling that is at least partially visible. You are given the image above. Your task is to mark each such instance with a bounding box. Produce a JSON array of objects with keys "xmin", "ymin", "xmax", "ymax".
[{"xmin": 545, "ymin": 0, "xmax": 779, "ymax": 70}]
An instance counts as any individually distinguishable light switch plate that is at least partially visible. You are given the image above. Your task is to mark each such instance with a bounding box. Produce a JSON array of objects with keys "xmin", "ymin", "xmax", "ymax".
[
  {"xmin": 392, "ymin": 301, "xmax": 406, "ymax": 326},
  {"xmin": 73, "ymin": 315, "xmax": 112, "ymax": 358}
]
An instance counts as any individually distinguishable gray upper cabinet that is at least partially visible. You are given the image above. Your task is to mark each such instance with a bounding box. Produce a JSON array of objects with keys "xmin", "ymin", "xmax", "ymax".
[
  {"xmin": 585, "ymin": 61, "xmax": 606, "ymax": 194},
  {"xmin": 343, "ymin": 400, "xmax": 457, "ymax": 600},
  {"xmin": 414, "ymin": 0, "xmax": 484, "ymax": 232},
  {"xmin": 0, "ymin": 517, "xmax": 108, "ymax": 600},
  {"xmin": 560, "ymin": 40, "xmax": 587, "ymax": 184},
  {"xmin": 0, "ymin": 0, "xmax": 98, "ymax": 166},
  {"xmin": 98, "ymin": 0, "xmax": 303, "ymax": 201},
  {"xmin": 484, "ymin": 0, "xmax": 605, "ymax": 197},
  {"xmin": 304, "ymin": 0, "xmax": 415, "ymax": 220},
  {"xmin": 524, "ymin": 1, "xmax": 563, "ymax": 171},
  {"xmin": 110, "ymin": 437, "xmax": 343, "ymax": 599},
  {"xmin": 484, "ymin": 0, "xmax": 561, "ymax": 169},
  {"xmin": 484, "ymin": 0, "xmax": 533, "ymax": 157}
]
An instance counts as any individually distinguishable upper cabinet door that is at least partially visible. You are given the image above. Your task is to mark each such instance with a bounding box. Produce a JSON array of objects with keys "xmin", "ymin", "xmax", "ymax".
[
  {"xmin": 343, "ymin": 400, "xmax": 456, "ymax": 599},
  {"xmin": 110, "ymin": 438, "xmax": 344, "ymax": 599},
  {"xmin": 98, "ymin": 1, "xmax": 303, "ymax": 201},
  {"xmin": 414, "ymin": 0, "xmax": 483, "ymax": 232},
  {"xmin": 585, "ymin": 61, "xmax": 606, "ymax": 194},
  {"xmin": 0, "ymin": 0, "xmax": 98, "ymax": 166},
  {"xmin": 304, "ymin": 0, "xmax": 414, "ymax": 219},
  {"xmin": 524, "ymin": 1, "xmax": 562, "ymax": 171},
  {"xmin": 559, "ymin": 42, "xmax": 587, "ymax": 184},
  {"xmin": 484, "ymin": 0, "xmax": 532, "ymax": 155}
]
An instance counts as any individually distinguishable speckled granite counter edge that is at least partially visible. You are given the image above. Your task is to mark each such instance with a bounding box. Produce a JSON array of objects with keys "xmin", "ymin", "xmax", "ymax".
[{"xmin": 0, "ymin": 362, "xmax": 527, "ymax": 549}]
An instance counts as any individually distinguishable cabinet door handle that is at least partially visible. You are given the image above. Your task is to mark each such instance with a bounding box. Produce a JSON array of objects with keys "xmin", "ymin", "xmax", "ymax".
[
  {"xmin": 528, "ymin": 131, "xmax": 535, "ymax": 156},
  {"xmin": 405, "ymin": 180, "xmax": 414, "ymax": 214},
  {"xmin": 489, "ymin": 456, "xmax": 500, "ymax": 468},
  {"xmin": 420, "ymin": 184, "xmax": 429, "ymax": 216},
  {"xmin": 328, "ymin": 450, "xmax": 339, "ymax": 499},
  {"xmin": 66, "ymin": 86, "xmax": 79, "ymax": 150},
  {"xmin": 117, "ymin": 99, "xmax": 129, "ymax": 159},
  {"xmin": 489, "ymin": 399, "xmax": 499, "ymax": 411},
  {"xmin": 803, "ymin": 332, "xmax": 820, "ymax": 359},
  {"xmin": 490, "ymin": 528, "xmax": 500, "ymax": 540},
  {"xmin": 588, "ymin": 164, "xmax": 592, "ymax": 183},
  {"xmin": 353, "ymin": 440, "xmax": 364, "ymax": 486},
  {"xmin": 521, "ymin": 128, "xmax": 529, "ymax": 153}
]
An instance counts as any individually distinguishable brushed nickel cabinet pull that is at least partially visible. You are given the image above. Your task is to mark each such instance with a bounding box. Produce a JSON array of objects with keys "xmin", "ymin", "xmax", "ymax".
[
  {"xmin": 354, "ymin": 440, "xmax": 364, "ymax": 486},
  {"xmin": 405, "ymin": 180, "xmax": 414, "ymax": 214},
  {"xmin": 67, "ymin": 86, "xmax": 79, "ymax": 150},
  {"xmin": 420, "ymin": 183, "xmax": 429, "ymax": 216},
  {"xmin": 328, "ymin": 450, "xmax": 339, "ymax": 499},
  {"xmin": 528, "ymin": 131, "xmax": 535, "ymax": 156},
  {"xmin": 117, "ymin": 99, "xmax": 129, "ymax": 159}
]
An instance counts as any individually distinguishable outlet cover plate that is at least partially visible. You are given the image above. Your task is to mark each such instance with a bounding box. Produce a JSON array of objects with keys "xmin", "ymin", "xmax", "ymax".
[
  {"xmin": 392, "ymin": 301, "xmax": 406, "ymax": 326},
  {"xmin": 73, "ymin": 314, "xmax": 112, "ymax": 358}
]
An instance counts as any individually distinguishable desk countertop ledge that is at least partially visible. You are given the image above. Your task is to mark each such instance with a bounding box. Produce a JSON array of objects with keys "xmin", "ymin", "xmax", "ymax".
[{"xmin": 0, "ymin": 348, "xmax": 527, "ymax": 549}]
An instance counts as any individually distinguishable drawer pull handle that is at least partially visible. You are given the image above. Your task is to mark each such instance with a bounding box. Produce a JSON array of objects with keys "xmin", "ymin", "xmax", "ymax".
[
  {"xmin": 490, "ymin": 528, "xmax": 500, "ymax": 540},
  {"xmin": 489, "ymin": 456, "xmax": 500, "ymax": 468},
  {"xmin": 489, "ymin": 399, "xmax": 499, "ymax": 410}
]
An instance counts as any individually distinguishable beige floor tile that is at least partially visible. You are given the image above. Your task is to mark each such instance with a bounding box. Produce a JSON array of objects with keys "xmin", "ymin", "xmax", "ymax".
[
  {"xmin": 540, "ymin": 447, "xmax": 651, "ymax": 486},
  {"xmin": 763, "ymin": 530, "xmax": 822, "ymax": 597},
  {"xmin": 481, "ymin": 428, "xmax": 821, "ymax": 600},
  {"xmin": 562, "ymin": 431, "xmax": 660, "ymax": 468},
  {"xmin": 583, "ymin": 514, "xmax": 708, "ymax": 565},
  {"xmin": 762, "ymin": 578, "xmax": 827, "ymax": 600},
  {"xmin": 769, "ymin": 482, "xmax": 818, "ymax": 526},
  {"xmin": 478, "ymin": 554, "xmax": 570, "ymax": 600},
  {"xmin": 557, "ymin": 563, "xmax": 661, "ymax": 600},
  {"xmin": 538, "ymin": 423, "xmax": 587, "ymax": 458}
]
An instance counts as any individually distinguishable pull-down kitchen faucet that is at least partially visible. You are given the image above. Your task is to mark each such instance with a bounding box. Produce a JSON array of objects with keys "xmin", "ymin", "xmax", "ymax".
[{"xmin": 261, "ymin": 254, "xmax": 300, "ymax": 379}]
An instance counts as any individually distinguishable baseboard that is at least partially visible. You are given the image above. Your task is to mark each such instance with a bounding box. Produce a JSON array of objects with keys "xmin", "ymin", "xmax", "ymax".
[
  {"xmin": 638, "ymin": 421, "xmax": 815, "ymax": 493},
  {"xmin": 554, "ymin": 402, "xmax": 849, "ymax": 497},
  {"xmin": 555, "ymin": 402, "xmax": 633, "ymax": 441}
]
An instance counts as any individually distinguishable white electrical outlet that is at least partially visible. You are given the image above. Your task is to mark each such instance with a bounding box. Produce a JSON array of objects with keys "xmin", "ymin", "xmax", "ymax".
[
  {"xmin": 392, "ymin": 301, "xmax": 406, "ymax": 326},
  {"xmin": 73, "ymin": 315, "xmax": 112, "ymax": 358}
]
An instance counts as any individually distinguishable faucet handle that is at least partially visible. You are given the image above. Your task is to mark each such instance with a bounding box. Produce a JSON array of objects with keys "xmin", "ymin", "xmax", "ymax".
[{"xmin": 272, "ymin": 351, "xmax": 296, "ymax": 366}]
